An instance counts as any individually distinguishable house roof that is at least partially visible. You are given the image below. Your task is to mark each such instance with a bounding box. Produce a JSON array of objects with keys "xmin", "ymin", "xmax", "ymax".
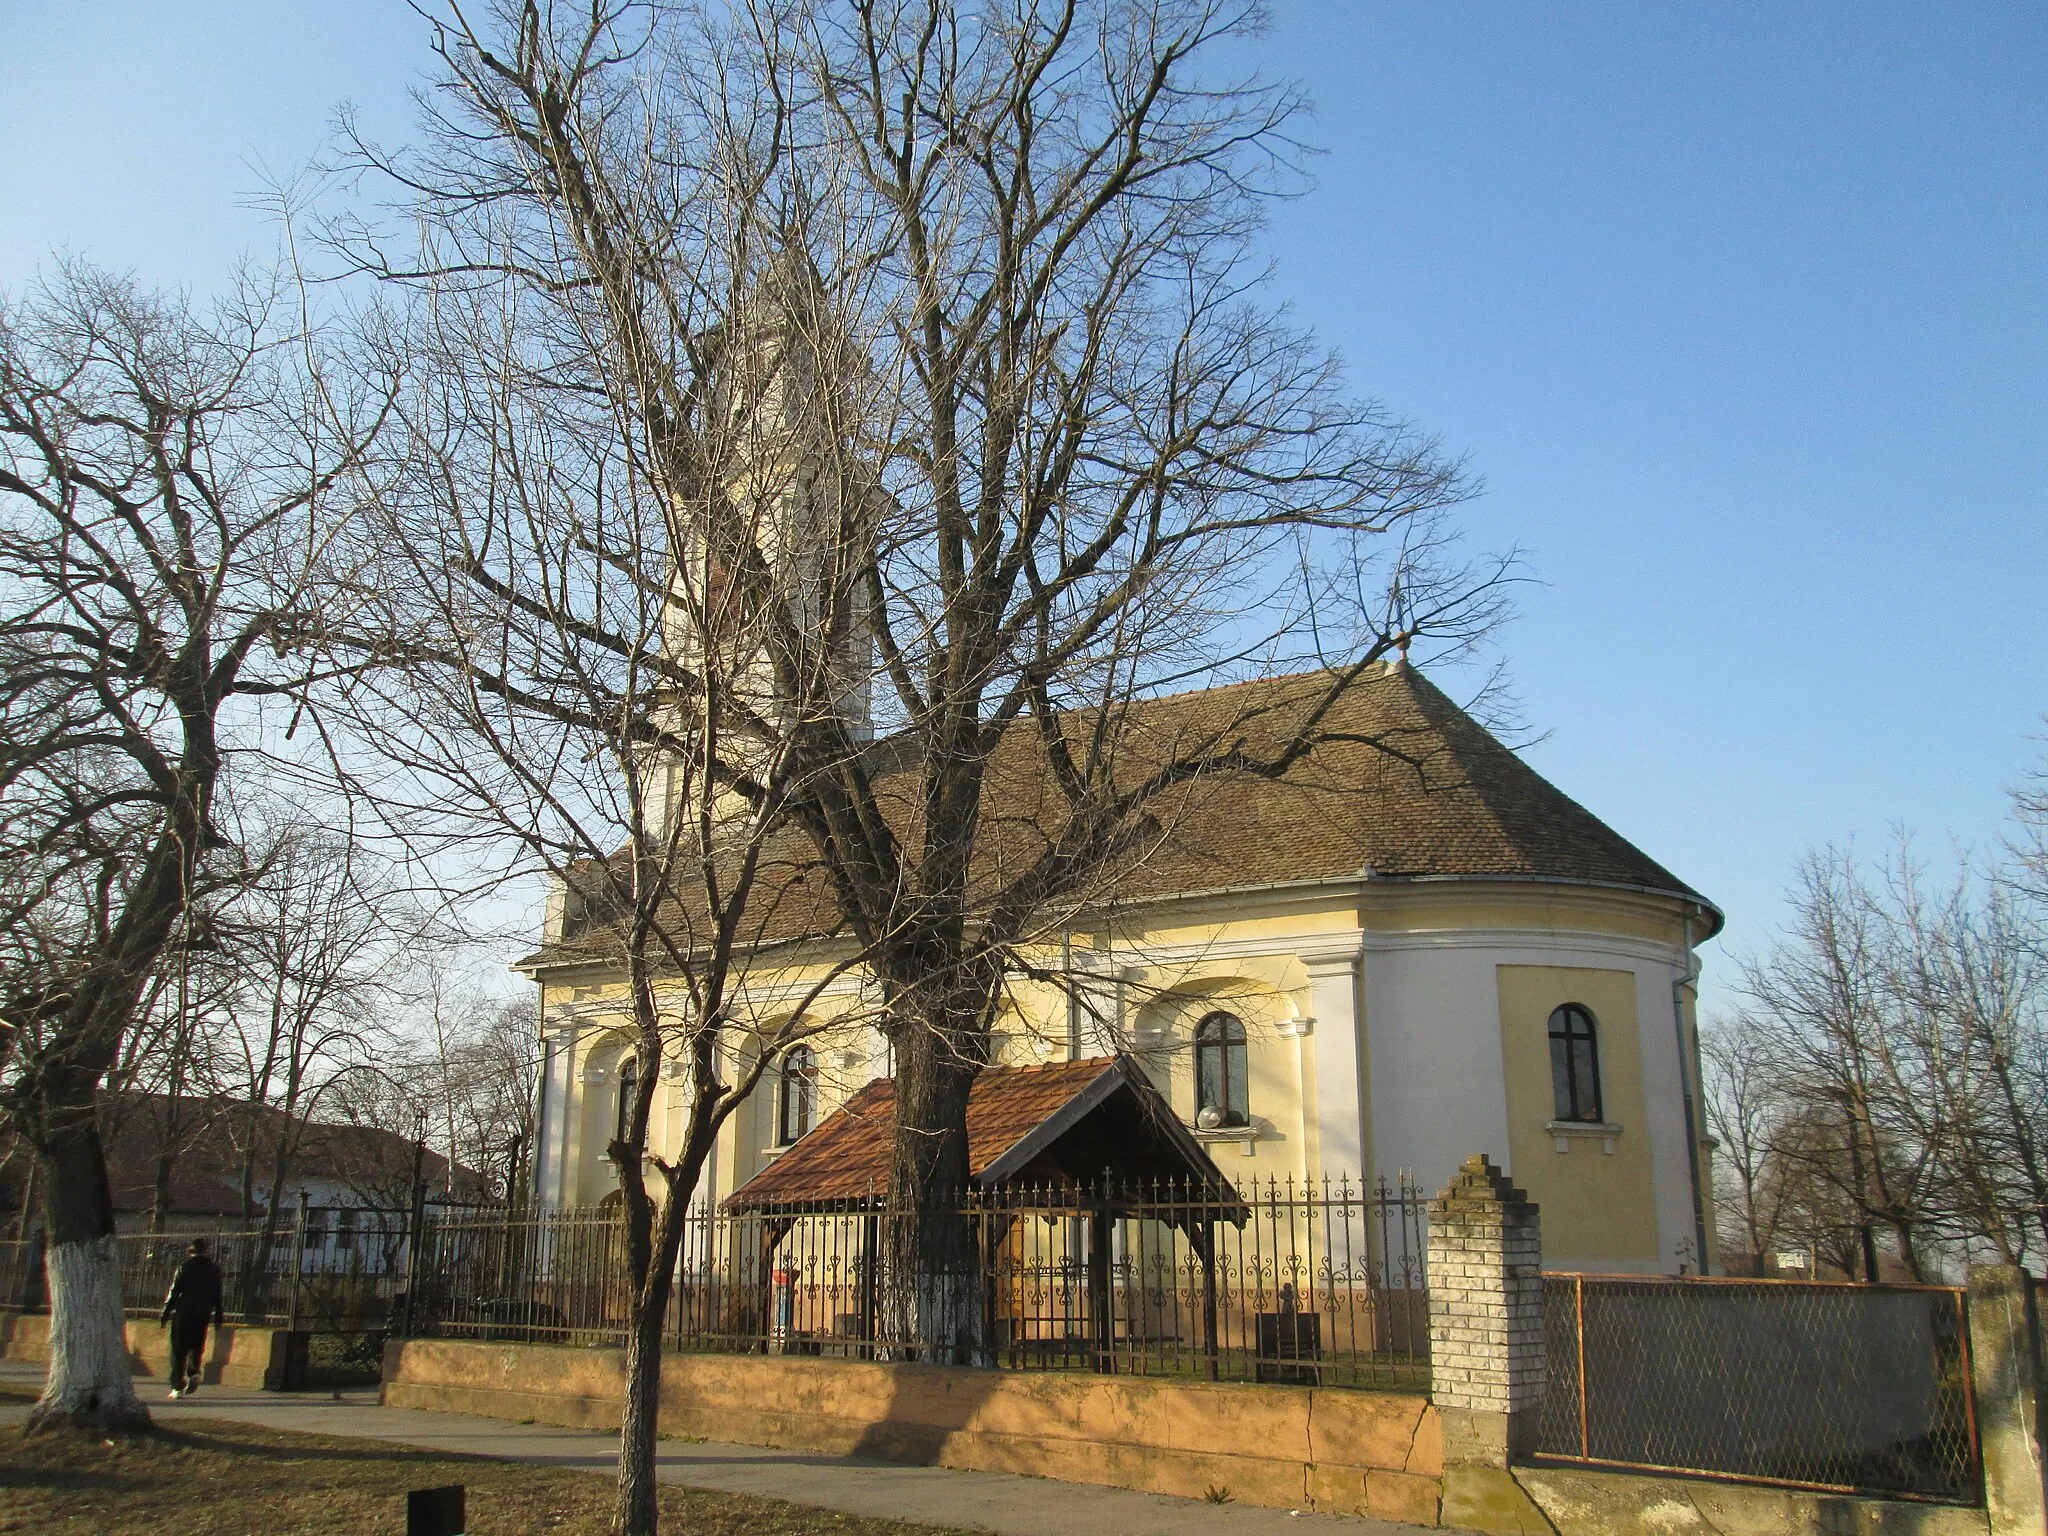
[
  {"xmin": 0, "ymin": 1092, "xmax": 491, "ymax": 1219},
  {"xmin": 529, "ymin": 661, "xmax": 1718, "ymax": 969},
  {"xmin": 722, "ymin": 1055, "xmax": 1237, "ymax": 1212}
]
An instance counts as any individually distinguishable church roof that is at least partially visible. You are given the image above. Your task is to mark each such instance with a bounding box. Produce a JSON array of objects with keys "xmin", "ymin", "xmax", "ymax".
[
  {"xmin": 526, "ymin": 661, "xmax": 1716, "ymax": 969},
  {"xmin": 1083, "ymin": 661, "xmax": 1713, "ymax": 911}
]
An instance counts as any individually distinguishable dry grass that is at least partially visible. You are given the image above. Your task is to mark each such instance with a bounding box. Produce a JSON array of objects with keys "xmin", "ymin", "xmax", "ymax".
[{"xmin": 0, "ymin": 1414, "xmax": 976, "ymax": 1536}]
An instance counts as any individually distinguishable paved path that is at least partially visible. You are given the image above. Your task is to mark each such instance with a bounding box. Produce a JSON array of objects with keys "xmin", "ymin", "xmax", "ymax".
[{"xmin": 0, "ymin": 1363, "xmax": 1451, "ymax": 1536}]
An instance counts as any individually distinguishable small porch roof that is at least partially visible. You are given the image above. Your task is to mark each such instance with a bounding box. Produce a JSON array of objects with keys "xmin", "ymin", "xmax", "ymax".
[{"xmin": 721, "ymin": 1054, "xmax": 1240, "ymax": 1214}]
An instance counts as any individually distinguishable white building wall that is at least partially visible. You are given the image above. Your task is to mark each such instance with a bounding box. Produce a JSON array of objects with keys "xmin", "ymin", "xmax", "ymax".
[
  {"xmin": 1359, "ymin": 928, "xmax": 1702, "ymax": 1274},
  {"xmin": 1360, "ymin": 935, "xmax": 1514, "ymax": 1202}
]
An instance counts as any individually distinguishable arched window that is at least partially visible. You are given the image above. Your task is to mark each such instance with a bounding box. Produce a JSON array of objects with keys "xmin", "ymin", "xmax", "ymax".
[
  {"xmin": 1194, "ymin": 1012, "xmax": 1249, "ymax": 1128},
  {"xmin": 1548, "ymin": 1005, "xmax": 1603, "ymax": 1123},
  {"xmin": 614, "ymin": 1052, "xmax": 639, "ymax": 1146},
  {"xmin": 777, "ymin": 1046, "xmax": 817, "ymax": 1146}
]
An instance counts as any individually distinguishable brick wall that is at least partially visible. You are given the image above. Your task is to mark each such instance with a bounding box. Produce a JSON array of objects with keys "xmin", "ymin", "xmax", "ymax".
[{"xmin": 1426, "ymin": 1155, "xmax": 1543, "ymax": 1438}]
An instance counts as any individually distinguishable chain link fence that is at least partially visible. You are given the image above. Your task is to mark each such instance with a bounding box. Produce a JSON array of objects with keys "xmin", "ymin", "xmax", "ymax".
[{"xmin": 1528, "ymin": 1273, "xmax": 1981, "ymax": 1504}]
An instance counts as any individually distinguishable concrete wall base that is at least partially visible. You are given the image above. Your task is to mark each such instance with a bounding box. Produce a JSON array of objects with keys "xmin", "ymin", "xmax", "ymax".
[
  {"xmin": 381, "ymin": 1338, "xmax": 1445, "ymax": 1526},
  {"xmin": 1442, "ymin": 1466, "xmax": 1556, "ymax": 1535},
  {"xmin": 0, "ymin": 1310, "xmax": 293, "ymax": 1391},
  {"xmin": 1513, "ymin": 1463, "xmax": 1991, "ymax": 1536}
]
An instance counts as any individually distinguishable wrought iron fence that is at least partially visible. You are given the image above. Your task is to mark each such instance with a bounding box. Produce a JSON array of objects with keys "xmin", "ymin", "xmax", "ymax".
[
  {"xmin": 408, "ymin": 1174, "xmax": 1429, "ymax": 1389},
  {"xmin": 1528, "ymin": 1273, "xmax": 1981, "ymax": 1504},
  {"xmin": 0, "ymin": 1206, "xmax": 431, "ymax": 1331}
]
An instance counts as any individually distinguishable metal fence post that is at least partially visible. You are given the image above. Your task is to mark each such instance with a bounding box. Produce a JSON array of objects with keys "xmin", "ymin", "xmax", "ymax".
[
  {"xmin": 286, "ymin": 1191, "xmax": 309, "ymax": 1332},
  {"xmin": 1575, "ymin": 1273, "xmax": 1589, "ymax": 1460},
  {"xmin": 400, "ymin": 1184, "xmax": 427, "ymax": 1338}
]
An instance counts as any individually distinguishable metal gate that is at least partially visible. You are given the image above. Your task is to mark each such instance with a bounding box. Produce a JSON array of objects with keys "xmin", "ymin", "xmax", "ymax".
[{"xmin": 1527, "ymin": 1273, "xmax": 1981, "ymax": 1504}]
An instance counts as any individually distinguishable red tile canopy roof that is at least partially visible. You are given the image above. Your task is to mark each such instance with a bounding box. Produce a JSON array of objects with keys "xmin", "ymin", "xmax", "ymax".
[{"xmin": 722, "ymin": 1055, "xmax": 1237, "ymax": 1213}]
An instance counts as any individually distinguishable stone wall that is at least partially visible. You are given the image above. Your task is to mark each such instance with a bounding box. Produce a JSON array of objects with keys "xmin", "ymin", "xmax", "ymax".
[
  {"xmin": 381, "ymin": 1338, "xmax": 1445, "ymax": 1526},
  {"xmin": 0, "ymin": 1311, "xmax": 292, "ymax": 1391}
]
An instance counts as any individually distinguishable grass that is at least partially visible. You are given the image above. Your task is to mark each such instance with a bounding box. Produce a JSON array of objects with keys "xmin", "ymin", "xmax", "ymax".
[{"xmin": 0, "ymin": 1415, "xmax": 978, "ymax": 1536}]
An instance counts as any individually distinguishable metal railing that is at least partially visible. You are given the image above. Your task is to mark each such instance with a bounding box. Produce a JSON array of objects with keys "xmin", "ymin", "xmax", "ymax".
[
  {"xmin": 1527, "ymin": 1273, "xmax": 1981, "ymax": 1504},
  {"xmin": 0, "ymin": 1205, "xmax": 445, "ymax": 1332},
  {"xmin": 408, "ymin": 1174, "xmax": 1430, "ymax": 1389}
]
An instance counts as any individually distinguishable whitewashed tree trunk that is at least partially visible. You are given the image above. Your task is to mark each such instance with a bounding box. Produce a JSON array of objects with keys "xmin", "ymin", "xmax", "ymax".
[{"xmin": 28, "ymin": 1234, "xmax": 149, "ymax": 1433}]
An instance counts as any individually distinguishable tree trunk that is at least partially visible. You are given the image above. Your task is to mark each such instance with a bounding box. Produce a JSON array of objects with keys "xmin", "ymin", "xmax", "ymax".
[
  {"xmin": 613, "ymin": 1173, "xmax": 694, "ymax": 1536},
  {"xmin": 27, "ymin": 1095, "xmax": 148, "ymax": 1434},
  {"xmin": 615, "ymin": 1270, "xmax": 669, "ymax": 1536},
  {"xmin": 881, "ymin": 1022, "xmax": 985, "ymax": 1365}
]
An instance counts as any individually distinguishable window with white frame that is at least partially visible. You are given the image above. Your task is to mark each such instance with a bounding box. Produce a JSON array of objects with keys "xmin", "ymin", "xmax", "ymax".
[
  {"xmin": 1194, "ymin": 1011, "xmax": 1249, "ymax": 1128},
  {"xmin": 777, "ymin": 1045, "xmax": 817, "ymax": 1146}
]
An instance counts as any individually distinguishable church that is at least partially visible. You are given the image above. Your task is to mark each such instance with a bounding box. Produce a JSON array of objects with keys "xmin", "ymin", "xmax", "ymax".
[{"xmin": 521, "ymin": 657, "xmax": 1723, "ymax": 1277}]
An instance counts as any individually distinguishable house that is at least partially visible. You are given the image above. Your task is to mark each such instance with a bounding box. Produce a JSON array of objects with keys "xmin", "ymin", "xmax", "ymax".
[
  {"xmin": 521, "ymin": 660, "xmax": 1723, "ymax": 1275},
  {"xmin": 0, "ymin": 1093, "xmax": 489, "ymax": 1247}
]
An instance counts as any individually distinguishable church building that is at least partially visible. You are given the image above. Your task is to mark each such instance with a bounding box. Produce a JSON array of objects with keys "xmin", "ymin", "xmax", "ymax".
[{"xmin": 522, "ymin": 660, "xmax": 1722, "ymax": 1276}]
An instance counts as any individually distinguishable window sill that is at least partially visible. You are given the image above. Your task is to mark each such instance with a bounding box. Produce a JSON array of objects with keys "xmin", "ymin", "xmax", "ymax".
[
  {"xmin": 1548, "ymin": 1120, "xmax": 1621, "ymax": 1155},
  {"xmin": 1190, "ymin": 1124, "xmax": 1260, "ymax": 1157}
]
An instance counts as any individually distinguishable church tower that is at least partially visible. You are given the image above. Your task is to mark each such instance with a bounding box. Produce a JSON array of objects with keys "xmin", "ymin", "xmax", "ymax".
[{"xmin": 649, "ymin": 263, "xmax": 878, "ymax": 841}]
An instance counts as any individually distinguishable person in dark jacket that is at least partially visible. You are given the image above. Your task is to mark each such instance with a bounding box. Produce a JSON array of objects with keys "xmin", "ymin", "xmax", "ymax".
[{"xmin": 160, "ymin": 1238, "xmax": 225, "ymax": 1397}]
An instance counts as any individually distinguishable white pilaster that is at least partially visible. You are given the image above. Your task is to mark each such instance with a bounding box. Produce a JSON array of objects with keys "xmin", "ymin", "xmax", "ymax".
[
  {"xmin": 1303, "ymin": 946, "xmax": 1367, "ymax": 1180},
  {"xmin": 556, "ymin": 1025, "xmax": 588, "ymax": 1208}
]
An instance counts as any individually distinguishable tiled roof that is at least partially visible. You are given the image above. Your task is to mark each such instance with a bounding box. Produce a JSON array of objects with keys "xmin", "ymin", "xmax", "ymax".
[
  {"xmin": 1084, "ymin": 661, "xmax": 1711, "ymax": 905},
  {"xmin": 0, "ymin": 1093, "xmax": 491, "ymax": 1218},
  {"xmin": 722, "ymin": 1055, "xmax": 1230, "ymax": 1211},
  {"xmin": 530, "ymin": 661, "xmax": 1715, "ymax": 967}
]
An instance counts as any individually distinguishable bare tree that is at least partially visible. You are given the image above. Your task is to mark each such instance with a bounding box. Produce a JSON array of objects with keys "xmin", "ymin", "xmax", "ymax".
[
  {"xmin": 324, "ymin": 16, "xmax": 900, "ymax": 1520},
  {"xmin": 1891, "ymin": 859, "xmax": 2048, "ymax": 1265},
  {"xmin": 104, "ymin": 905, "xmax": 239, "ymax": 1235},
  {"xmin": 1701, "ymin": 1012, "xmax": 1794, "ymax": 1268},
  {"xmin": 1719, "ymin": 827, "xmax": 2048, "ymax": 1280},
  {"xmin": 206, "ymin": 819, "xmax": 406, "ymax": 1313},
  {"xmin": 334, "ymin": 2, "xmax": 1504, "ymax": 1427},
  {"xmin": 341, "ymin": 984, "xmax": 540, "ymax": 1207},
  {"xmin": 0, "ymin": 263, "xmax": 392, "ymax": 1431},
  {"xmin": 2006, "ymin": 726, "xmax": 2048, "ymax": 909},
  {"xmin": 422, "ymin": 994, "xmax": 541, "ymax": 1206},
  {"xmin": 1738, "ymin": 849, "xmax": 1938, "ymax": 1280}
]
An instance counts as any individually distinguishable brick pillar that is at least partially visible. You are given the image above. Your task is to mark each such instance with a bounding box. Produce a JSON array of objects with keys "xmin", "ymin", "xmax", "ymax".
[
  {"xmin": 1969, "ymin": 1266, "xmax": 2047, "ymax": 1536},
  {"xmin": 1427, "ymin": 1154, "xmax": 1544, "ymax": 1466}
]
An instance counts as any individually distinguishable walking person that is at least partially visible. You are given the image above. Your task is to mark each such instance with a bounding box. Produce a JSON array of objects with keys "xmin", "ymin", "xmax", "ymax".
[{"xmin": 160, "ymin": 1238, "xmax": 224, "ymax": 1398}]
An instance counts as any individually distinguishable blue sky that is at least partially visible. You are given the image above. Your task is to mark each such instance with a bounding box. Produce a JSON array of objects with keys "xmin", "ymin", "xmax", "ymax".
[{"xmin": 4, "ymin": 3, "xmax": 2042, "ymax": 1013}]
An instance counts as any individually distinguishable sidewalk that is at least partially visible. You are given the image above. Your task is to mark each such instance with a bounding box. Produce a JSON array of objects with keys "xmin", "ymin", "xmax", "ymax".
[{"xmin": 0, "ymin": 1362, "xmax": 1451, "ymax": 1536}]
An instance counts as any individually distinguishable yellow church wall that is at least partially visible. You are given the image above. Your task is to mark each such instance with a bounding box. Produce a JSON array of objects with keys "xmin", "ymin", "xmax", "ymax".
[
  {"xmin": 534, "ymin": 877, "xmax": 1702, "ymax": 1259},
  {"xmin": 1495, "ymin": 965, "xmax": 1660, "ymax": 1265},
  {"xmin": 1130, "ymin": 978, "xmax": 1306, "ymax": 1172}
]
